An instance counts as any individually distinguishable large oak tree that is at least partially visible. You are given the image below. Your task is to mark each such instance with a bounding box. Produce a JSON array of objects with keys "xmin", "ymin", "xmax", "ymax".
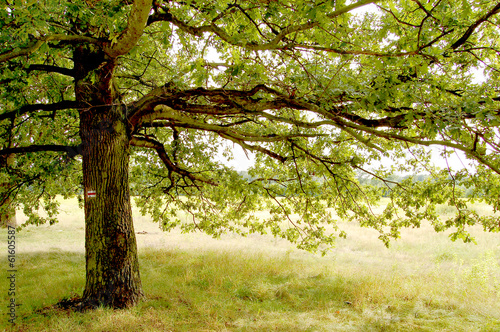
[{"xmin": 1, "ymin": 0, "xmax": 499, "ymax": 308}]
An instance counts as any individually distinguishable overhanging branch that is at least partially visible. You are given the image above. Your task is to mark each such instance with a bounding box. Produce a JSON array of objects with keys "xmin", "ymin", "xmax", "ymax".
[
  {"xmin": 451, "ymin": 2, "xmax": 500, "ymax": 50},
  {"xmin": 0, "ymin": 144, "xmax": 81, "ymax": 156},
  {"xmin": 0, "ymin": 35, "xmax": 101, "ymax": 63},
  {"xmin": 147, "ymin": 0, "xmax": 381, "ymax": 51},
  {"xmin": 142, "ymin": 104, "xmax": 326, "ymax": 144},
  {"xmin": 0, "ymin": 101, "xmax": 79, "ymax": 121},
  {"xmin": 128, "ymin": 83, "xmax": 423, "ymax": 137},
  {"xmin": 127, "ymin": 83, "xmax": 289, "ymax": 127},
  {"xmin": 130, "ymin": 136, "xmax": 217, "ymax": 187},
  {"xmin": 27, "ymin": 64, "xmax": 75, "ymax": 77},
  {"xmin": 331, "ymin": 117, "xmax": 500, "ymax": 175}
]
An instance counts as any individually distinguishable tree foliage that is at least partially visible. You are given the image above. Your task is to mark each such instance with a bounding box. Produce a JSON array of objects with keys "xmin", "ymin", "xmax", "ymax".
[{"xmin": 1, "ymin": 0, "xmax": 499, "ymax": 251}]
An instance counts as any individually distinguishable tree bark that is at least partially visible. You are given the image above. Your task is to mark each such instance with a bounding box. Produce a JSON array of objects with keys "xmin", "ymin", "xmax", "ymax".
[
  {"xmin": 0, "ymin": 152, "xmax": 16, "ymax": 228},
  {"xmin": 0, "ymin": 196, "xmax": 16, "ymax": 228},
  {"xmin": 75, "ymin": 45, "xmax": 143, "ymax": 308},
  {"xmin": 0, "ymin": 192, "xmax": 16, "ymax": 228}
]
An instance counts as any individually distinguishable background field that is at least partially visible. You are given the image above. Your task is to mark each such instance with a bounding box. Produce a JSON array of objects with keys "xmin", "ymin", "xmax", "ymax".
[{"xmin": 1, "ymin": 197, "xmax": 499, "ymax": 331}]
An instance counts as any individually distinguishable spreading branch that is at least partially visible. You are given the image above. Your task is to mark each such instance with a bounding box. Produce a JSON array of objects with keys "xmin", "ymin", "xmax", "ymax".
[
  {"xmin": 0, "ymin": 101, "xmax": 79, "ymax": 121},
  {"xmin": 104, "ymin": 0, "xmax": 153, "ymax": 58},
  {"xmin": 27, "ymin": 64, "xmax": 75, "ymax": 77},
  {"xmin": 147, "ymin": 0, "xmax": 381, "ymax": 51},
  {"xmin": 130, "ymin": 135, "xmax": 217, "ymax": 187},
  {"xmin": 0, "ymin": 144, "xmax": 80, "ymax": 156},
  {"xmin": 0, "ymin": 35, "xmax": 100, "ymax": 63},
  {"xmin": 329, "ymin": 116, "xmax": 500, "ymax": 175},
  {"xmin": 128, "ymin": 83, "xmax": 415, "ymax": 135},
  {"xmin": 451, "ymin": 2, "xmax": 500, "ymax": 49}
]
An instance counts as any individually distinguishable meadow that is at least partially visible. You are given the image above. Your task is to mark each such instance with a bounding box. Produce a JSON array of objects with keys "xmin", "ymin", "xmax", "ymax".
[{"xmin": 1, "ymin": 197, "xmax": 499, "ymax": 331}]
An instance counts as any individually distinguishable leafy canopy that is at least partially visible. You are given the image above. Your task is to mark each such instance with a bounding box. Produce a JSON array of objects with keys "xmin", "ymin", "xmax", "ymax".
[{"xmin": 1, "ymin": 0, "xmax": 499, "ymax": 252}]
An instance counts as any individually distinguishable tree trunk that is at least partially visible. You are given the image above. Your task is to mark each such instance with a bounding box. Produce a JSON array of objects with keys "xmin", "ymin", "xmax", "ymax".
[
  {"xmin": 0, "ymin": 153, "xmax": 16, "ymax": 228},
  {"xmin": 0, "ymin": 192, "xmax": 16, "ymax": 228},
  {"xmin": 75, "ymin": 46, "xmax": 143, "ymax": 308}
]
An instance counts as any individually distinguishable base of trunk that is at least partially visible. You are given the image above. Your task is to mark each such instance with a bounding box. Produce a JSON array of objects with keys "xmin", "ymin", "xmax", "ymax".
[
  {"xmin": 56, "ymin": 290, "xmax": 144, "ymax": 311},
  {"xmin": 82, "ymin": 279, "xmax": 144, "ymax": 309}
]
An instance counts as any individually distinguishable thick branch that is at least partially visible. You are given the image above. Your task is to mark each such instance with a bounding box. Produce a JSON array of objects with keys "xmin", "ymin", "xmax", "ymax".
[
  {"xmin": 451, "ymin": 2, "xmax": 500, "ymax": 49},
  {"xmin": 104, "ymin": 0, "xmax": 153, "ymax": 58},
  {"xmin": 129, "ymin": 83, "xmax": 418, "ymax": 135},
  {"xmin": 0, "ymin": 101, "xmax": 79, "ymax": 121},
  {"xmin": 127, "ymin": 84, "xmax": 286, "ymax": 127},
  {"xmin": 0, "ymin": 35, "xmax": 100, "ymax": 63},
  {"xmin": 27, "ymin": 64, "xmax": 75, "ymax": 77},
  {"xmin": 127, "ymin": 83, "xmax": 180, "ymax": 126},
  {"xmin": 0, "ymin": 144, "xmax": 80, "ymax": 156},
  {"xmin": 335, "ymin": 109, "xmax": 409, "ymax": 128},
  {"xmin": 130, "ymin": 136, "xmax": 217, "ymax": 186},
  {"xmin": 132, "ymin": 92, "xmax": 500, "ymax": 176},
  {"xmin": 142, "ymin": 105, "xmax": 323, "ymax": 143}
]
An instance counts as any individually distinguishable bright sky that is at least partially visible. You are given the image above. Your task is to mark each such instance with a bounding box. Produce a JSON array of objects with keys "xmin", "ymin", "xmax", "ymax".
[{"xmin": 223, "ymin": 145, "xmax": 255, "ymax": 171}]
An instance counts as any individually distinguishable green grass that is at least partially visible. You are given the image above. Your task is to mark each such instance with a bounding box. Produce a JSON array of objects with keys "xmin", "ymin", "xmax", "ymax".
[{"xmin": 1, "ymin": 197, "xmax": 499, "ymax": 331}]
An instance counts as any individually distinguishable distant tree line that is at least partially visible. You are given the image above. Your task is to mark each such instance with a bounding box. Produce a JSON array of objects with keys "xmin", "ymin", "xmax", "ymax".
[{"xmin": 237, "ymin": 171, "xmax": 477, "ymax": 198}]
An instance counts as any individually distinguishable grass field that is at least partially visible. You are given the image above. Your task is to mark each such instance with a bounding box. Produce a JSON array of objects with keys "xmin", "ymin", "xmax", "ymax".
[{"xmin": 1, "ymin": 197, "xmax": 499, "ymax": 331}]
